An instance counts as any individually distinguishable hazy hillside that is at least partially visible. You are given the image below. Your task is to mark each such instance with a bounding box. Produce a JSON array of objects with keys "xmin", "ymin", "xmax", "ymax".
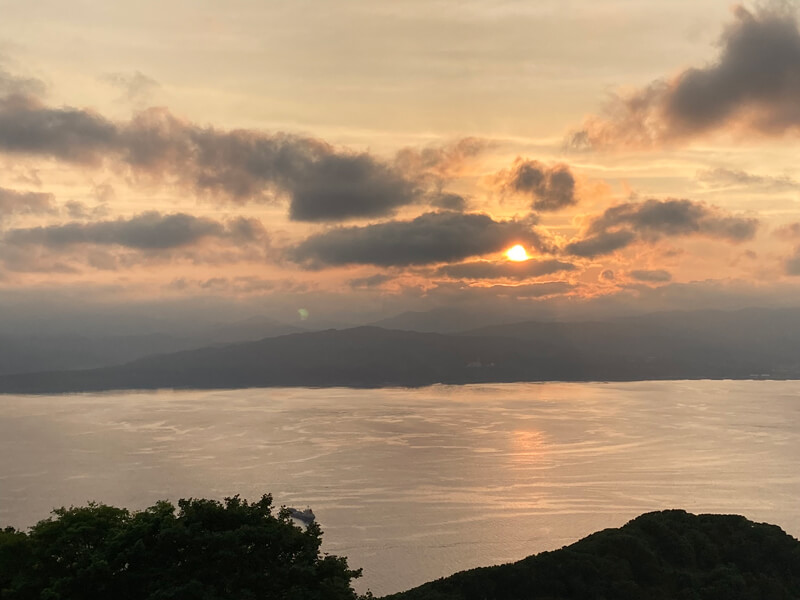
[
  {"xmin": 3, "ymin": 307, "xmax": 800, "ymax": 392},
  {"xmin": 0, "ymin": 317, "xmax": 305, "ymax": 375},
  {"xmin": 370, "ymin": 308, "xmax": 521, "ymax": 334},
  {"xmin": 461, "ymin": 307, "xmax": 800, "ymax": 377},
  {"xmin": 384, "ymin": 510, "xmax": 800, "ymax": 600},
  {"xmin": 0, "ymin": 327, "xmax": 554, "ymax": 392}
]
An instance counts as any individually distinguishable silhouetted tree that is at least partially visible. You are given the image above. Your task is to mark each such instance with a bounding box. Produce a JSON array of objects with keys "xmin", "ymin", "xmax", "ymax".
[
  {"xmin": 384, "ymin": 510, "xmax": 800, "ymax": 600},
  {"xmin": 0, "ymin": 494, "xmax": 362, "ymax": 600}
]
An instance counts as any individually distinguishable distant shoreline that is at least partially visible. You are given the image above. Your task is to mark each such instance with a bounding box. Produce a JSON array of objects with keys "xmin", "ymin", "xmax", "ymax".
[{"xmin": 1, "ymin": 375, "xmax": 798, "ymax": 396}]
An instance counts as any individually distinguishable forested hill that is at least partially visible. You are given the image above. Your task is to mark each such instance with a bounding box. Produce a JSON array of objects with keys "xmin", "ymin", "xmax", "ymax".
[{"xmin": 383, "ymin": 510, "xmax": 800, "ymax": 600}]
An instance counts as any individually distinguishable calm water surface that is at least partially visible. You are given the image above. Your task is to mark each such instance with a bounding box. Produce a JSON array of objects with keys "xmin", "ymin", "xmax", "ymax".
[{"xmin": 1, "ymin": 381, "xmax": 798, "ymax": 595}]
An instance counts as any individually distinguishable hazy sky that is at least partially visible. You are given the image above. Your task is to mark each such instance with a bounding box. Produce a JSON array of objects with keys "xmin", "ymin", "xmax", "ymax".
[{"xmin": 1, "ymin": 0, "xmax": 800, "ymax": 328}]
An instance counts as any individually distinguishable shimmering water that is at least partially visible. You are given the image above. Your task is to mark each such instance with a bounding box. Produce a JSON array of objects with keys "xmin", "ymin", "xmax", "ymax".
[{"xmin": 1, "ymin": 381, "xmax": 799, "ymax": 596}]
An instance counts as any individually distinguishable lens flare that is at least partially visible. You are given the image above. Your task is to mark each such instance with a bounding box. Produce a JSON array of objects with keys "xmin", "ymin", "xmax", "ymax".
[{"xmin": 505, "ymin": 244, "xmax": 529, "ymax": 261}]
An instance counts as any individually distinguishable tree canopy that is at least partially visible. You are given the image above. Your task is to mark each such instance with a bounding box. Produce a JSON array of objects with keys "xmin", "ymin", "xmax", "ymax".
[
  {"xmin": 0, "ymin": 494, "xmax": 363, "ymax": 600},
  {"xmin": 4, "ymin": 503, "xmax": 800, "ymax": 600},
  {"xmin": 384, "ymin": 510, "xmax": 800, "ymax": 600}
]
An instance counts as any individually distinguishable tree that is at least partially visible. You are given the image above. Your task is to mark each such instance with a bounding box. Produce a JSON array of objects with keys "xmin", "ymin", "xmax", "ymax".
[{"xmin": 0, "ymin": 494, "xmax": 363, "ymax": 600}]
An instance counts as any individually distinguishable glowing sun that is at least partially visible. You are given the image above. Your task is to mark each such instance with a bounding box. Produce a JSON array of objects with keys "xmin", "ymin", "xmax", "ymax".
[{"xmin": 505, "ymin": 244, "xmax": 529, "ymax": 262}]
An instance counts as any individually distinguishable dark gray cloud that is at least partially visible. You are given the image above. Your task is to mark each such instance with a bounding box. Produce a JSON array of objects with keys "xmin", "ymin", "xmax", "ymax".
[
  {"xmin": 286, "ymin": 152, "xmax": 416, "ymax": 221},
  {"xmin": 429, "ymin": 192, "xmax": 467, "ymax": 211},
  {"xmin": 0, "ymin": 79, "xmax": 493, "ymax": 222},
  {"xmin": 122, "ymin": 110, "xmax": 419, "ymax": 221},
  {"xmin": 565, "ymin": 230, "xmax": 637, "ymax": 257},
  {"xmin": 587, "ymin": 199, "xmax": 758, "ymax": 241},
  {"xmin": 0, "ymin": 95, "xmax": 118, "ymax": 163},
  {"xmin": 572, "ymin": 6, "xmax": 800, "ymax": 147},
  {"xmin": 4, "ymin": 211, "xmax": 265, "ymax": 250},
  {"xmin": 0, "ymin": 95, "xmax": 419, "ymax": 221},
  {"xmin": 697, "ymin": 167, "xmax": 800, "ymax": 191},
  {"xmin": 0, "ymin": 187, "xmax": 54, "ymax": 216},
  {"xmin": 566, "ymin": 198, "xmax": 757, "ymax": 257},
  {"xmin": 437, "ymin": 258, "xmax": 575, "ymax": 280},
  {"xmin": 291, "ymin": 211, "xmax": 543, "ymax": 268},
  {"xmin": 503, "ymin": 159, "xmax": 577, "ymax": 211},
  {"xmin": 630, "ymin": 269, "xmax": 672, "ymax": 283},
  {"xmin": 665, "ymin": 5, "xmax": 800, "ymax": 134}
]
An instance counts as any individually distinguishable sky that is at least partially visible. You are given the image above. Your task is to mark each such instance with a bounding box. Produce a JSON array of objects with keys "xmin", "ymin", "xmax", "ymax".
[{"xmin": 2, "ymin": 0, "xmax": 800, "ymax": 330}]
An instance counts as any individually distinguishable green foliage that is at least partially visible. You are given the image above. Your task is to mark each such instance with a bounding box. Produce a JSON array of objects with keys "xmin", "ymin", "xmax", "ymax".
[
  {"xmin": 5, "ymin": 504, "xmax": 799, "ymax": 600},
  {"xmin": 0, "ymin": 494, "xmax": 362, "ymax": 600},
  {"xmin": 384, "ymin": 510, "xmax": 800, "ymax": 600}
]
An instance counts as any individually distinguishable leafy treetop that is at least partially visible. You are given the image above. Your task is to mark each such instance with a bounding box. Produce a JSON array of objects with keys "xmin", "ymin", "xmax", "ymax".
[{"xmin": 0, "ymin": 494, "xmax": 364, "ymax": 600}]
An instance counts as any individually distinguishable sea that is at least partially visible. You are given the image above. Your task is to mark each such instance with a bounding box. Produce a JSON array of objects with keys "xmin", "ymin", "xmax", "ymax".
[{"xmin": 1, "ymin": 381, "xmax": 798, "ymax": 596}]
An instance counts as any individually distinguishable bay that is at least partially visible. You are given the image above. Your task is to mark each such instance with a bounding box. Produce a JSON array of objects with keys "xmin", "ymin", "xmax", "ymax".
[{"xmin": 0, "ymin": 381, "xmax": 798, "ymax": 596}]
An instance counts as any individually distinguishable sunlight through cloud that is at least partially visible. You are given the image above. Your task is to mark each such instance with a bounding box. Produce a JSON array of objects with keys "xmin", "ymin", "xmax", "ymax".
[{"xmin": 505, "ymin": 244, "xmax": 529, "ymax": 262}]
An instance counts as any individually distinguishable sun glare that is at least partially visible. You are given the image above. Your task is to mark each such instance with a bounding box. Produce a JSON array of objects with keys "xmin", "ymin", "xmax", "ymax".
[{"xmin": 506, "ymin": 244, "xmax": 529, "ymax": 262}]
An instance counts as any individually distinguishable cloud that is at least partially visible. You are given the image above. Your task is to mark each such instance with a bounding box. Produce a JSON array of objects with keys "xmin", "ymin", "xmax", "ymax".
[
  {"xmin": 0, "ymin": 211, "xmax": 270, "ymax": 273},
  {"xmin": 199, "ymin": 276, "xmax": 285, "ymax": 294},
  {"xmin": 3, "ymin": 211, "xmax": 265, "ymax": 250},
  {"xmin": 775, "ymin": 222, "xmax": 800, "ymax": 239},
  {"xmin": 565, "ymin": 198, "xmax": 758, "ymax": 257},
  {"xmin": 394, "ymin": 137, "xmax": 489, "ymax": 180},
  {"xmin": 100, "ymin": 71, "xmax": 161, "ymax": 106},
  {"xmin": 697, "ymin": 167, "xmax": 800, "ymax": 191},
  {"xmin": 286, "ymin": 152, "xmax": 416, "ymax": 221},
  {"xmin": 0, "ymin": 65, "xmax": 46, "ymax": 98},
  {"xmin": 629, "ymin": 269, "xmax": 672, "ymax": 283},
  {"xmin": 394, "ymin": 138, "xmax": 489, "ymax": 212},
  {"xmin": 588, "ymin": 198, "xmax": 758, "ymax": 241},
  {"xmin": 437, "ymin": 258, "xmax": 576, "ymax": 280},
  {"xmin": 565, "ymin": 230, "xmax": 637, "ymax": 257},
  {"xmin": 785, "ymin": 247, "xmax": 800, "ymax": 275},
  {"xmin": 291, "ymin": 211, "xmax": 544, "ymax": 268},
  {"xmin": 0, "ymin": 75, "xmax": 493, "ymax": 223},
  {"xmin": 429, "ymin": 192, "xmax": 467, "ymax": 211},
  {"xmin": 571, "ymin": 6, "xmax": 800, "ymax": 148},
  {"xmin": 484, "ymin": 281, "xmax": 575, "ymax": 298},
  {"xmin": 64, "ymin": 200, "xmax": 109, "ymax": 220},
  {"xmin": 500, "ymin": 158, "xmax": 577, "ymax": 211},
  {"xmin": 120, "ymin": 109, "xmax": 420, "ymax": 222},
  {"xmin": 0, "ymin": 187, "xmax": 55, "ymax": 216},
  {"xmin": 0, "ymin": 94, "xmax": 419, "ymax": 221},
  {"xmin": 0, "ymin": 95, "xmax": 118, "ymax": 163},
  {"xmin": 348, "ymin": 274, "xmax": 394, "ymax": 288}
]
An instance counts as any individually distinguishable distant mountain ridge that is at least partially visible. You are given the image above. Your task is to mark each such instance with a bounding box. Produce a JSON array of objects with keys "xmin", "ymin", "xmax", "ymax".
[
  {"xmin": 2, "ymin": 307, "xmax": 800, "ymax": 393},
  {"xmin": 369, "ymin": 307, "xmax": 522, "ymax": 333},
  {"xmin": 0, "ymin": 316, "xmax": 305, "ymax": 376}
]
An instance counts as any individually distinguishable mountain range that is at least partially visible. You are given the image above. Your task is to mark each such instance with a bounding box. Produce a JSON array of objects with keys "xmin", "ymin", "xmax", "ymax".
[
  {"xmin": 0, "ymin": 316, "xmax": 304, "ymax": 376},
  {"xmin": 1, "ymin": 307, "xmax": 800, "ymax": 393}
]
